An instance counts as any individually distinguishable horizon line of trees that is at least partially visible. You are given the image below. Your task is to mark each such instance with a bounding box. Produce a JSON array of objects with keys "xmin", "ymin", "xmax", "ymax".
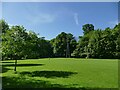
[{"xmin": 0, "ymin": 19, "xmax": 120, "ymax": 60}]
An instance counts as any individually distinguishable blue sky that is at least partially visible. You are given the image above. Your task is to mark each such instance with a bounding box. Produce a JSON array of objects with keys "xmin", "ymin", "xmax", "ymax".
[{"xmin": 2, "ymin": 2, "xmax": 118, "ymax": 40}]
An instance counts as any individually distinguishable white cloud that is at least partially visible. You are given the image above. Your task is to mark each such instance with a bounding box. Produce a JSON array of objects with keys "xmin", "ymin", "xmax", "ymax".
[
  {"xmin": 28, "ymin": 13, "xmax": 55, "ymax": 24},
  {"xmin": 74, "ymin": 13, "xmax": 79, "ymax": 25}
]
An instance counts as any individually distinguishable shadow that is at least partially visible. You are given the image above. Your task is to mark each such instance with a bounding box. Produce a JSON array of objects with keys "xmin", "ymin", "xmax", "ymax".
[
  {"xmin": 2, "ymin": 77, "xmax": 110, "ymax": 90},
  {"xmin": 2, "ymin": 76, "xmax": 114, "ymax": 89},
  {"xmin": 20, "ymin": 71, "xmax": 77, "ymax": 78},
  {"xmin": 2, "ymin": 62, "xmax": 14, "ymax": 63},
  {"xmin": 1, "ymin": 66, "xmax": 12, "ymax": 73},
  {"xmin": 2, "ymin": 76, "xmax": 65, "ymax": 88},
  {"xmin": 2, "ymin": 64, "xmax": 44, "ymax": 67}
]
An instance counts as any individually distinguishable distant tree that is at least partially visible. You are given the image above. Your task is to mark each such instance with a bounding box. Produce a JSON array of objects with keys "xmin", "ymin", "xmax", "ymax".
[
  {"xmin": 72, "ymin": 24, "xmax": 95, "ymax": 58},
  {"xmin": 82, "ymin": 24, "xmax": 94, "ymax": 34},
  {"xmin": 88, "ymin": 29, "xmax": 102, "ymax": 58},
  {"xmin": 72, "ymin": 32, "xmax": 92, "ymax": 58},
  {"xmin": 51, "ymin": 32, "xmax": 77, "ymax": 57}
]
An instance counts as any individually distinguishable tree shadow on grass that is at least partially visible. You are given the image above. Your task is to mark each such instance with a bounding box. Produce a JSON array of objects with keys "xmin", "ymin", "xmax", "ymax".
[
  {"xmin": 2, "ymin": 64, "xmax": 44, "ymax": 67},
  {"xmin": 2, "ymin": 76, "xmax": 86, "ymax": 89},
  {"xmin": 1, "ymin": 66, "xmax": 12, "ymax": 73},
  {"xmin": 1, "ymin": 63, "xmax": 44, "ymax": 73},
  {"xmin": 2, "ymin": 76, "xmax": 65, "ymax": 88},
  {"xmin": 2, "ymin": 62, "xmax": 14, "ymax": 63},
  {"xmin": 19, "ymin": 71, "xmax": 77, "ymax": 78},
  {"xmin": 2, "ymin": 77, "xmax": 105, "ymax": 90}
]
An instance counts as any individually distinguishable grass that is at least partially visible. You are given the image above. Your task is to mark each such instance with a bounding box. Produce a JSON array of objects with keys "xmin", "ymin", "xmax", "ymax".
[{"xmin": 1, "ymin": 58, "xmax": 118, "ymax": 89}]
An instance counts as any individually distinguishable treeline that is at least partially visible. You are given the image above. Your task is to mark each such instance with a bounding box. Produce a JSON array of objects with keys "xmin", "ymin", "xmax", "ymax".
[
  {"xmin": 1, "ymin": 20, "xmax": 53, "ymax": 60},
  {"xmin": 72, "ymin": 24, "xmax": 120, "ymax": 59},
  {"xmin": 0, "ymin": 20, "xmax": 120, "ymax": 60}
]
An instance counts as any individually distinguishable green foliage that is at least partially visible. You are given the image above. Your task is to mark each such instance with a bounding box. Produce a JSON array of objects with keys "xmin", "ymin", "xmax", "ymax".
[
  {"xmin": 73, "ymin": 23, "xmax": 120, "ymax": 59},
  {"xmin": 2, "ymin": 25, "xmax": 27, "ymax": 60},
  {"xmin": 50, "ymin": 32, "xmax": 77, "ymax": 57},
  {"xmin": 1, "ymin": 20, "xmax": 53, "ymax": 60},
  {"xmin": 1, "ymin": 19, "xmax": 120, "ymax": 59},
  {"xmin": 82, "ymin": 24, "xmax": 94, "ymax": 34},
  {"xmin": 0, "ymin": 19, "xmax": 9, "ymax": 33}
]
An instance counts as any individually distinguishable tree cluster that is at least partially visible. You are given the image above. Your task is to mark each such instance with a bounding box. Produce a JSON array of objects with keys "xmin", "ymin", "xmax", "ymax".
[
  {"xmin": 1, "ymin": 20, "xmax": 53, "ymax": 60},
  {"xmin": 0, "ymin": 20, "xmax": 120, "ymax": 60},
  {"xmin": 72, "ymin": 24, "xmax": 120, "ymax": 59}
]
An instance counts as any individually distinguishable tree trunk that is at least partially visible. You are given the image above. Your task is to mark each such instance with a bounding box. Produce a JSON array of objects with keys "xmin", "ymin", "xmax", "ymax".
[{"xmin": 14, "ymin": 59, "xmax": 17, "ymax": 72}]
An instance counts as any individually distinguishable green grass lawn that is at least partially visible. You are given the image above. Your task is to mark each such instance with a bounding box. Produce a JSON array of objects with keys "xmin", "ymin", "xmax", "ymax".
[{"xmin": 1, "ymin": 58, "xmax": 118, "ymax": 89}]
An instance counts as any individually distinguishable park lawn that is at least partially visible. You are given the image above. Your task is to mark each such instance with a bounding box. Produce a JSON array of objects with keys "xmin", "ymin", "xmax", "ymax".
[{"xmin": 1, "ymin": 58, "xmax": 118, "ymax": 89}]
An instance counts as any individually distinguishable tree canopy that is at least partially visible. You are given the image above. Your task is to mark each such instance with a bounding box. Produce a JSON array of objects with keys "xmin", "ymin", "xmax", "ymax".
[
  {"xmin": 72, "ymin": 24, "xmax": 120, "ymax": 59},
  {"xmin": 50, "ymin": 32, "xmax": 77, "ymax": 57},
  {"xmin": 0, "ymin": 20, "xmax": 120, "ymax": 60},
  {"xmin": 1, "ymin": 20, "xmax": 53, "ymax": 60}
]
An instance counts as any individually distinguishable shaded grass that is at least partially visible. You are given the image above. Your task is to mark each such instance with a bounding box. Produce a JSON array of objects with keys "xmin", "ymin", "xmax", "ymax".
[
  {"xmin": 2, "ymin": 62, "xmax": 14, "ymax": 63},
  {"xmin": 2, "ymin": 63, "xmax": 44, "ymax": 67},
  {"xmin": 2, "ymin": 76, "xmax": 65, "ymax": 88},
  {"xmin": 3, "ymin": 76, "xmax": 116, "ymax": 90},
  {"xmin": 19, "ymin": 71, "xmax": 77, "ymax": 78},
  {"xmin": 2, "ymin": 66, "xmax": 12, "ymax": 73}
]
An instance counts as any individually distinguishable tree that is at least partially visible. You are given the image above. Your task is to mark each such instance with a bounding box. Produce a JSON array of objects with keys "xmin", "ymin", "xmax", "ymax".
[
  {"xmin": 72, "ymin": 24, "xmax": 95, "ymax": 58},
  {"xmin": 88, "ymin": 29, "xmax": 102, "ymax": 58},
  {"xmin": 2, "ymin": 26, "xmax": 28, "ymax": 60},
  {"xmin": 1, "ymin": 20, "xmax": 120, "ymax": 59},
  {"xmin": 0, "ymin": 19, "xmax": 9, "ymax": 33},
  {"xmin": 113, "ymin": 23, "xmax": 120, "ymax": 58},
  {"xmin": 2, "ymin": 25, "xmax": 29, "ymax": 72},
  {"xmin": 99, "ymin": 28, "xmax": 116, "ymax": 58},
  {"xmin": 72, "ymin": 32, "xmax": 92, "ymax": 58},
  {"xmin": 51, "ymin": 32, "xmax": 77, "ymax": 57},
  {"xmin": 82, "ymin": 24, "xmax": 94, "ymax": 34},
  {"xmin": 73, "ymin": 24, "xmax": 120, "ymax": 59},
  {"xmin": 1, "ymin": 23, "xmax": 53, "ymax": 60}
]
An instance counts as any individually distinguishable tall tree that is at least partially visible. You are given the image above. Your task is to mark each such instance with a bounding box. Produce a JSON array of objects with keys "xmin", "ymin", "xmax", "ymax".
[
  {"xmin": 51, "ymin": 32, "xmax": 77, "ymax": 57},
  {"xmin": 82, "ymin": 24, "xmax": 94, "ymax": 34}
]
